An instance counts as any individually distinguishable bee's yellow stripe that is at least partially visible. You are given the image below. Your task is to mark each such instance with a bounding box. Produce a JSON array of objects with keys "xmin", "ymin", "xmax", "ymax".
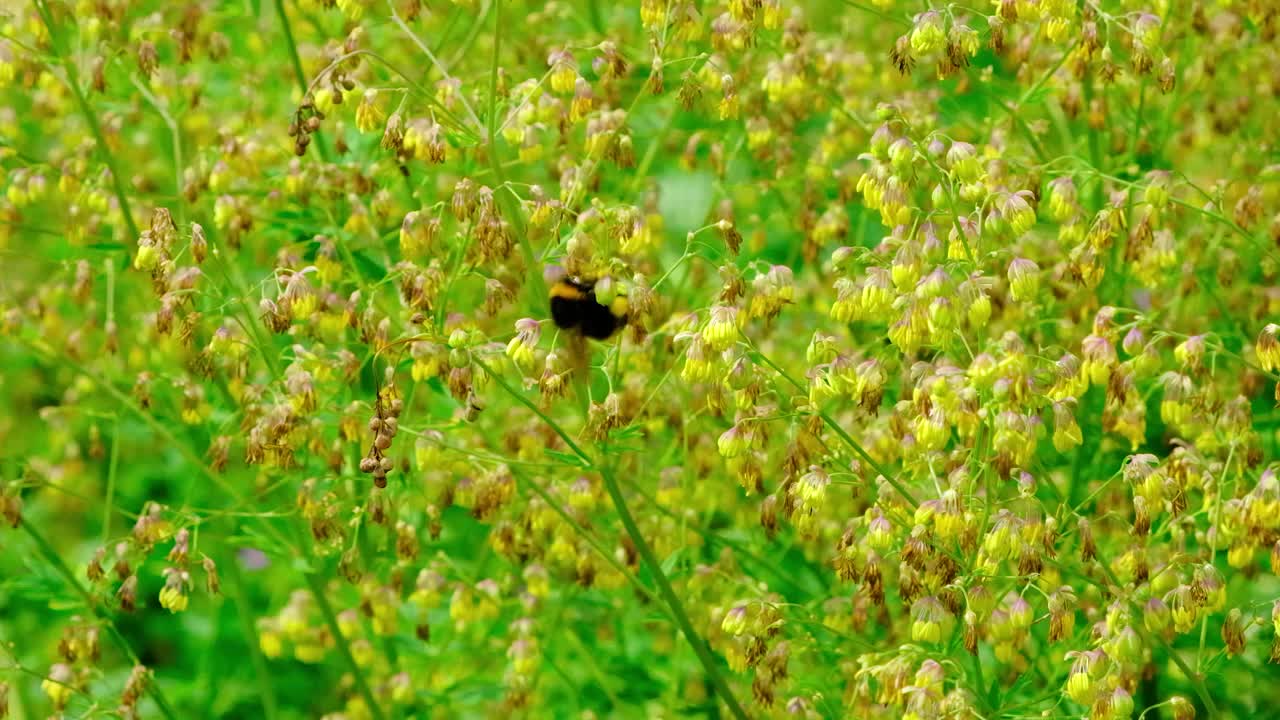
[{"xmin": 549, "ymin": 280, "xmax": 589, "ymax": 301}]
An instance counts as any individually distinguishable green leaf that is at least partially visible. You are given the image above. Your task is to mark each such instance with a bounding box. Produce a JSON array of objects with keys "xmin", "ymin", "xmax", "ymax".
[
  {"xmin": 659, "ymin": 546, "xmax": 685, "ymax": 576},
  {"xmin": 543, "ymin": 448, "xmax": 589, "ymax": 468},
  {"xmin": 606, "ymin": 424, "xmax": 645, "ymax": 441},
  {"xmin": 350, "ymin": 248, "xmax": 388, "ymax": 281}
]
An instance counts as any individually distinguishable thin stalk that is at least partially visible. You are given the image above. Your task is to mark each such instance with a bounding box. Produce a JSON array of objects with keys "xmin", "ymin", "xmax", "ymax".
[
  {"xmin": 303, "ymin": 573, "xmax": 387, "ymax": 720},
  {"xmin": 474, "ymin": 358, "xmax": 748, "ymax": 719},
  {"xmin": 273, "ymin": 0, "xmax": 330, "ymax": 160},
  {"xmin": 388, "ymin": 0, "xmax": 485, "ymax": 132},
  {"xmin": 595, "ymin": 465, "xmax": 748, "ymax": 720},
  {"xmin": 486, "ymin": 0, "xmax": 501, "ymax": 141},
  {"xmin": 509, "ymin": 466, "xmax": 668, "ymax": 616},
  {"xmin": 304, "ymin": 49, "xmax": 474, "ymax": 138},
  {"xmin": 225, "ymin": 558, "xmax": 280, "ymax": 720},
  {"xmin": 445, "ymin": 0, "xmax": 491, "ymax": 68},
  {"xmin": 996, "ymin": 100, "xmax": 1050, "ymax": 164},
  {"xmin": 1016, "ymin": 41, "xmax": 1078, "ymax": 108},
  {"xmin": 561, "ymin": 622, "xmax": 624, "ymax": 708},
  {"xmin": 102, "ymin": 414, "xmax": 120, "ymax": 543},
  {"xmin": 1080, "ymin": 68, "xmax": 1104, "ymax": 210},
  {"xmin": 104, "ymin": 255, "xmax": 116, "ymax": 327},
  {"xmin": 207, "ymin": 235, "xmax": 282, "ymax": 380},
  {"xmin": 17, "ymin": 337, "xmax": 297, "ymax": 553},
  {"xmin": 19, "ymin": 517, "xmax": 179, "ymax": 720},
  {"xmin": 839, "ymin": 0, "xmax": 912, "ymax": 26},
  {"xmin": 33, "ymin": 0, "xmax": 139, "ymax": 240},
  {"xmin": 1128, "ymin": 83, "xmax": 1146, "ymax": 162},
  {"xmin": 1197, "ymin": 447, "xmax": 1233, "ymax": 674},
  {"xmin": 629, "ymin": 107, "xmax": 678, "ymax": 195},
  {"xmin": 618, "ymin": 472, "xmax": 818, "ymax": 598},
  {"xmin": 747, "ymin": 340, "xmax": 919, "ymax": 507},
  {"xmin": 128, "ymin": 71, "xmax": 185, "ymax": 226},
  {"xmin": 274, "ymin": 0, "xmax": 308, "ymax": 96},
  {"xmin": 24, "ymin": 340, "xmax": 240, "ymax": 501},
  {"xmin": 483, "ymin": 0, "xmax": 546, "ymax": 308},
  {"xmin": 131, "ymin": 82, "xmax": 279, "ymax": 379},
  {"xmin": 1093, "ymin": 559, "xmax": 1220, "ymax": 718}
]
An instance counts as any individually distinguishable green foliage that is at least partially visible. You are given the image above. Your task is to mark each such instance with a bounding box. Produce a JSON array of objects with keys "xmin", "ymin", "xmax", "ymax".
[{"xmin": 2, "ymin": 0, "xmax": 1280, "ymax": 719}]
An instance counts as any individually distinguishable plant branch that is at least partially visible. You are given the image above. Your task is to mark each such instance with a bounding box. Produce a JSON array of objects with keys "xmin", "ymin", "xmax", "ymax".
[
  {"xmin": 482, "ymin": 0, "xmax": 546, "ymax": 308},
  {"xmin": 224, "ymin": 558, "xmax": 280, "ymax": 720},
  {"xmin": 1092, "ymin": 559, "xmax": 1221, "ymax": 717},
  {"xmin": 474, "ymin": 357, "xmax": 748, "ymax": 719},
  {"xmin": 33, "ymin": 0, "xmax": 139, "ymax": 240},
  {"xmin": 303, "ymin": 573, "xmax": 387, "ymax": 720},
  {"xmin": 597, "ymin": 463, "xmax": 751, "ymax": 720},
  {"xmin": 746, "ymin": 339, "xmax": 920, "ymax": 508},
  {"xmin": 272, "ymin": 0, "xmax": 331, "ymax": 161},
  {"xmin": 387, "ymin": 0, "xmax": 485, "ymax": 132},
  {"xmin": 19, "ymin": 517, "xmax": 179, "ymax": 720}
]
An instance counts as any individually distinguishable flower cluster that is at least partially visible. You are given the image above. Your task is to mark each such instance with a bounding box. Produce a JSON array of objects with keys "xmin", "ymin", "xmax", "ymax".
[{"xmin": 2, "ymin": 0, "xmax": 1280, "ymax": 718}]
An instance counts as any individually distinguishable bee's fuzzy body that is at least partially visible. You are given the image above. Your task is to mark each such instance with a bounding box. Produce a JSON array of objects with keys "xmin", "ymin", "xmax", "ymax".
[{"xmin": 549, "ymin": 278, "xmax": 628, "ymax": 340}]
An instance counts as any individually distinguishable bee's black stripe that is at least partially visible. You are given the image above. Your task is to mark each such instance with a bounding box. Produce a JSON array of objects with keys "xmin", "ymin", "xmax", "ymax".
[{"xmin": 548, "ymin": 277, "xmax": 625, "ymax": 339}]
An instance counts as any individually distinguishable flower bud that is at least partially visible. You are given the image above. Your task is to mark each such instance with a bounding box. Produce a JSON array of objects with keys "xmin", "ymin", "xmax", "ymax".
[
  {"xmin": 1007, "ymin": 257, "xmax": 1040, "ymax": 302},
  {"xmin": 1257, "ymin": 324, "xmax": 1280, "ymax": 372}
]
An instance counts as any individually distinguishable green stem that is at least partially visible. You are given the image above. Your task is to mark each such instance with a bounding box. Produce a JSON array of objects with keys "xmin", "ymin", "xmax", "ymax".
[
  {"xmin": 1092, "ymin": 559, "xmax": 1220, "ymax": 717},
  {"xmin": 996, "ymin": 101, "xmax": 1049, "ymax": 164},
  {"xmin": 619, "ymin": 472, "xmax": 817, "ymax": 599},
  {"xmin": 1129, "ymin": 83, "xmax": 1146, "ymax": 163},
  {"xmin": 33, "ymin": 0, "xmax": 139, "ymax": 240},
  {"xmin": 747, "ymin": 341, "xmax": 919, "ymax": 507},
  {"xmin": 1017, "ymin": 41, "xmax": 1078, "ymax": 107},
  {"xmin": 127, "ymin": 70, "xmax": 186, "ymax": 226},
  {"xmin": 1197, "ymin": 447, "xmax": 1232, "ymax": 673},
  {"xmin": 303, "ymin": 573, "xmax": 387, "ymax": 720},
  {"xmin": 306, "ymin": 49, "xmax": 474, "ymax": 138},
  {"xmin": 273, "ymin": 0, "xmax": 330, "ymax": 161},
  {"xmin": 562, "ymin": 620, "xmax": 624, "ymax": 708},
  {"xmin": 387, "ymin": 0, "xmax": 484, "ymax": 131},
  {"xmin": 1081, "ymin": 68, "xmax": 1104, "ymax": 210},
  {"xmin": 225, "ymin": 558, "xmax": 279, "ymax": 720},
  {"xmin": 629, "ymin": 107, "xmax": 678, "ymax": 195},
  {"xmin": 273, "ymin": 0, "xmax": 308, "ymax": 97},
  {"xmin": 839, "ymin": 0, "xmax": 911, "ymax": 26},
  {"xmin": 474, "ymin": 358, "xmax": 748, "ymax": 719},
  {"xmin": 596, "ymin": 462, "xmax": 748, "ymax": 720},
  {"xmin": 122, "ymin": 66, "xmax": 271, "ymax": 375},
  {"xmin": 24, "ymin": 340, "xmax": 241, "ymax": 500},
  {"xmin": 207, "ymin": 235, "xmax": 282, "ymax": 380},
  {"xmin": 102, "ymin": 414, "xmax": 120, "ymax": 543},
  {"xmin": 19, "ymin": 517, "xmax": 179, "ymax": 720},
  {"xmin": 17, "ymin": 337, "xmax": 297, "ymax": 553},
  {"xmin": 483, "ymin": 0, "xmax": 546, "ymax": 309},
  {"xmin": 486, "ymin": 0, "xmax": 501, "ymax": 142},
  {"xmin": 509, "ymin": 466, "xmax": 667, "ymax": 615}
]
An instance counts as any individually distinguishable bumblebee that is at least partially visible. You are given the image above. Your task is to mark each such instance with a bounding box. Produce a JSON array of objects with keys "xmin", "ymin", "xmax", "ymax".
[{"xmin": 549, "ymin": 276, "xmax": 628, "ymax": 340}]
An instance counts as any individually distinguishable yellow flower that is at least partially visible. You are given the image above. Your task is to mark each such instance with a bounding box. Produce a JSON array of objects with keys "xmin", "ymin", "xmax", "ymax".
[
  {"xmin": 159, "ymin": 569, "xmax": 190, "ymax": 613},
  {"xmin": 355, "ymin": 89, "xmax": 384, "ymax": 133},
  {"xmin": 909, "ymin": 12, "xmax": 947, "ymax": 56},
  {"xmin": 701, "ymin": 305, "xmax": 739, "ymax": 351},
  {"xmin": 505, "ymin": 318, "xmax": 541, "ymax": 372},
  {"xmin": 259, "ymin": 622, "xmax": 284, "ymax": 659},
  {"xmin": 42, "ymin": 664, "xmax": 75, "ymax": 710},
  {"xmin": 547, "ymin": 49, "xmax": 578, "ymax": 94},
  {"xmin": 1007, "ymin": 257, "xmax": 1040, "ymax": 301}
]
